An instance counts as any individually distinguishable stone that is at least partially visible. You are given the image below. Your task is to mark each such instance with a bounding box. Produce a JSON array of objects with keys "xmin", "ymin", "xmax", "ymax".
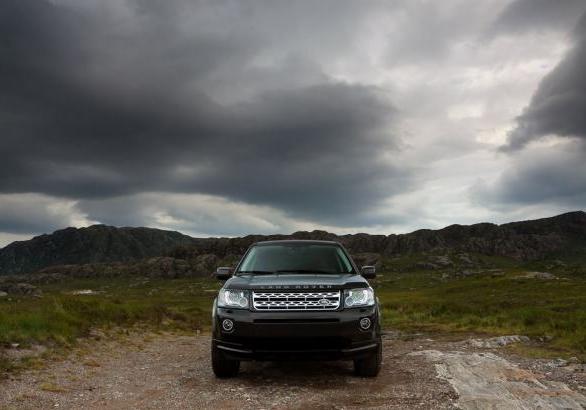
[
  {"xmin": 465, "ymin": 335, "xmax": 530, "ymax": 348},
  {"xmin": 457, "ymin": 253, "xmax": 475, "ymax": 266},
  {"xmin": 429, "ymin": 255, "xmax": 453, "ymax": 267},
  {"xmin": 69, "ymin": 289, "xmax": 100, "ymax": 295},
  {"xmin": 415, "ymin": 262, "xmax": 440, "ymax": 270},
  {"xmin": 459, "ymin": 270, "xmax": 474, "ymax": 277},
  {"xmin": 0, "ymin": 282, "xmax": 42, "ymax": 297},
  {"xmin": 547, "ymin": 358, "xmax": 569, "ymax": 368},
  {"xmin": 522, "ymin": 271, "xmax": 556, "ymax": 280}
]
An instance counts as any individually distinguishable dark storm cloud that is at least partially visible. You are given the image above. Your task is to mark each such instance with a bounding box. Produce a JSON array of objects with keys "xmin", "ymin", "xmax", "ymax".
[
  {"xmin": 502, "ymin": 12, "xmax": 586, "ymax": 150},
  {"xmin": 473, "ymin": 140, "xmax": 586, "ymax": 208},
  {"xmin": 185, "ymin": 84, "xmax": 410, "ymax": 225},
  {"xmin": 487, "ymin": 0, "xmax": 586, "ymax": 37},
  {"xmin": 0, "ymin": 0, "xmax": 408, "ymax": 228}
]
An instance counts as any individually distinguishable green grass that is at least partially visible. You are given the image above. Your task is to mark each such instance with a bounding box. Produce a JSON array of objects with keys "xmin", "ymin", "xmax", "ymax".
[
  {"xmin": 0, "ymin": 277, "xmax": 219, "ymax": 347},
  {"xmin": 374, "ymin": 268, "xmax": 586, "ymax": 359},
  {"xmin": 1, "ymin": 262, "xmax": 585, "ymax": 375}
]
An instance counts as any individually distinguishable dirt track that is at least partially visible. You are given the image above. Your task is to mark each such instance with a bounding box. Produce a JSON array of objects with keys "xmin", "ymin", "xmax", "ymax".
[{"xmin": 0, "ymin": 332, "xmax": 584, "ymax": 409}]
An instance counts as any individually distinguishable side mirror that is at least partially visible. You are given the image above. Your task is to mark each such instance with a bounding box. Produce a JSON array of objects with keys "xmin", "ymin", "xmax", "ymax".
[
  {"xmin": 361, "ymin": 265, "xmax": 376, "ymax": 279},
  {"xmin": 215, "ymin": 267, "xmax": 233, "ymax": 281}
]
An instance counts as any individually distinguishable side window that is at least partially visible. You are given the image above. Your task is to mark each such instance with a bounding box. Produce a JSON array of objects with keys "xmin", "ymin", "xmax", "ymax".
[{"xmin": 239, "ymin": 247, "xmax": 257, "ymax": 271}]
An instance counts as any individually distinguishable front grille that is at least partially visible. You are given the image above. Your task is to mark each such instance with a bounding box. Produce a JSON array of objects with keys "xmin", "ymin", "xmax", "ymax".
[{"xmin": 252, "ymin": 291, "xmax": 341, "ymax": 311}]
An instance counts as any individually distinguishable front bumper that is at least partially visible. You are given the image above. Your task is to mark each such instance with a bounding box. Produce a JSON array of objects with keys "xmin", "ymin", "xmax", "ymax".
[{"xmin": 213, "ymin": 305, "xmax": 380, "ymax": 361}]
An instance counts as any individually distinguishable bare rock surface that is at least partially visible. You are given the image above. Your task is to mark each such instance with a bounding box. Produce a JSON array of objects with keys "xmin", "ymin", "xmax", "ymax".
[
  {"xmin": 463, "ymin": 335, "xmax": 530, "ymax": 348},
  {"xmin": 521, "ymin": 271, "xmax": 557, "ymax": 280},
  {"xmin": 411, "ymin": 350, "xmax": 586, "ymax": 410},
  {"xmin": 0, "ymin": 283, "xmax": 42, "ymax": 297}
]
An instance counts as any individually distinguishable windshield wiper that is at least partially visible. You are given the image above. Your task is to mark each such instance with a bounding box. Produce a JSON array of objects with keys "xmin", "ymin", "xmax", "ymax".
[
  {"xmin": 236, "ymin": 270, "xmax": 275, "ymax": 275},
  {"xmin": 275, "ymin": 269, "xmax": 338, "ymax": 274}
]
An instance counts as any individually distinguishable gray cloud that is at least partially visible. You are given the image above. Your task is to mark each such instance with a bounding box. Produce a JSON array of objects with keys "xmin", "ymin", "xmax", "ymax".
[
  {"xmin": 384, "ymin": 1, "xmax": 504, "ymax": 65},
  {"xmin": 0, "ymin": 0, "xmax": 410, "ymax": 229},
  {"xmin": 77, "ymin": 193, "xmax": 308, "ymax": 237},
  {"xmin": 502, "ymin": 12, "xmax": 586, "ymax": 150},
  {"xmin": 471, "ymin": 8, "xmax": 586, "ymax": 212},
  {"xmin": 478, "ymin": 10, "xmax": 586, "ymax": 211},
  {"xmin": 1, "ymin": 0, "xmax": 584, "ymax": 242},
  {"xmin": 487, "ymin": 0, "xmax": 586, "ymax": 37},
  {"xmin": 0, "ymin": 194, "xmax": 92, "ymax": 235},
  {"xmin": 473, "ymin": 140, "xmax": 586, "ymax": 209}
]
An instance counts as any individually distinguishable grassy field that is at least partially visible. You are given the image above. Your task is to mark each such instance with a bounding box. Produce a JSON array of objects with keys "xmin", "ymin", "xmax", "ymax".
[
  {"xmin": 377, "ymin": 270, "xmax": 586, "ymax": 359},
  {"xmin": 0, "ymin": 277, "xmax": 218, "ymax": 346},
  {"xmin": 0, "ymin": 277, "xmax": 219, "ymax": 375},
  {"xmin": 1, "ymin": 261, "xmax": 585, "ymax": 374}
]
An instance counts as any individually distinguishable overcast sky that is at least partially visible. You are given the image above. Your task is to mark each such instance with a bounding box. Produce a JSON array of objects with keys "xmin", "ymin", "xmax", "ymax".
[{"xmin": 1, "ymin": 0, "xmax": 586, "ymax": 247}]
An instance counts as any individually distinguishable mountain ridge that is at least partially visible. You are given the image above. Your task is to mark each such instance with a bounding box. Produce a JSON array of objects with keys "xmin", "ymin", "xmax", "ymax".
[
  {"xmin": 0, "ymin": 211, "xmax": 585, "ymax": 275},
  {"xmin": 0, "ymin": 225, "xmax": 195, "ymax": 275}
]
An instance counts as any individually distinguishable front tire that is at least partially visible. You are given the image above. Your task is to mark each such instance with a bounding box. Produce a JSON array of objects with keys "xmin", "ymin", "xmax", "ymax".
[
  {"xmin": 212, "ymin": 342, "xmax": 240, "ymax": 378},
  {"xmin": 353, "ymin": 340, "xmax": 382, "ymax": 377}
]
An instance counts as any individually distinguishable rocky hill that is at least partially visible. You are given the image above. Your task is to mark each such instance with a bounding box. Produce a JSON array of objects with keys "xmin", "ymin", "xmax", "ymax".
[
  {"xmin": 0, "ymin": 211, "xmax": 584, "ymax": 276},
  {"xmin": 168, "ymin": 211, "xmax": 586, "ymax": 262},
  {"xmin": 0, "ymin": 225, "xmax": 195, "ymax": 275}
]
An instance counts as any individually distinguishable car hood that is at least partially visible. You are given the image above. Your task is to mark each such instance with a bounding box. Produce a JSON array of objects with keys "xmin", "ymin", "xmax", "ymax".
[{"xmin": 224, "ymin": 273, "xmax": 369, "ymax": 290}]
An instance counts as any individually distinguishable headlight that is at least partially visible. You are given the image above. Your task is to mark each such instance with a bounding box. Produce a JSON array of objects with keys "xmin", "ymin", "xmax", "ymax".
[
  {"xmin": 344, "ymin": 288, "xmax": 375, "ymax": 308},
  {"xmin": 218, "ymin": 289, "xmax": 249, "ymax": 309}
]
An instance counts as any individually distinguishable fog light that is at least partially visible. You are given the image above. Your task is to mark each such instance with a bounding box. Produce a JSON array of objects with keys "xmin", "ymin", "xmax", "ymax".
[
  {"xmin": 359, "ymin": 317, "xmax": 371, "ymax": 330},
  {"xmin": 222, "ymin": 319, "xmax": 234, "ymax": 332}
]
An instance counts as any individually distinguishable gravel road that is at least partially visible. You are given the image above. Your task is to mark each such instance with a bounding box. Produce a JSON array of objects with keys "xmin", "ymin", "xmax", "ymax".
[{"xmin": 0, "ymin": 332, "xmax": 584, "ymax": 409}]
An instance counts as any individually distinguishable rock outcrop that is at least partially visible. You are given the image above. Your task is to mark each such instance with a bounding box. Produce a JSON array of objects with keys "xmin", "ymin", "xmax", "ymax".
[
  {"xmin": 30, "ymin": 255, "xmax": 223, "ymax": 279},
  {"xmin": 0, "ymin": 282, "xmax": 42, "ymax": 297},
  {"xmin": 0, "ymin": 225, "xmax": 195, "ymax": 275},
  {"xmin": 170, "ymin": 211, "xmax": 586, "ymax": 263},
  {"xmin": 411, "ymin": 350, "xmax": 586, "ymax": 409}
]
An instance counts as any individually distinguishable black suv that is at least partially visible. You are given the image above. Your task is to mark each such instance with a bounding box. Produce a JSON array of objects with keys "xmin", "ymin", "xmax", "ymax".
[{"xmin": 211, "ymin": 240, "xmax": 381, "ymax": 378}]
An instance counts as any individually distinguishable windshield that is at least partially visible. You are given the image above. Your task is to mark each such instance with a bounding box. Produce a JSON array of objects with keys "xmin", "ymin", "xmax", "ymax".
[{"xmin": 237, "ymin": 243, "xmax": 354, "ymax": 274}]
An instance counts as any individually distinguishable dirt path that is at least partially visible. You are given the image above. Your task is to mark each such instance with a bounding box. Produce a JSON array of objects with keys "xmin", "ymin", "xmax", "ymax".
[{"xmin": 0, "ymin": 332, "xmax": 584, "ymax": 409}]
